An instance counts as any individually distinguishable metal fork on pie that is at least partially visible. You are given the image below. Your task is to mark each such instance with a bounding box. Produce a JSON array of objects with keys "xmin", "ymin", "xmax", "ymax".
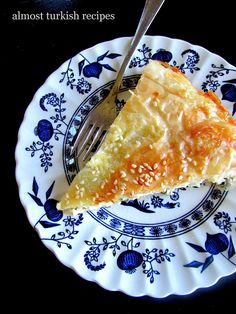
[{"xmin": 70, "ymin": 0, "xmax": 165, "ymax": 163}]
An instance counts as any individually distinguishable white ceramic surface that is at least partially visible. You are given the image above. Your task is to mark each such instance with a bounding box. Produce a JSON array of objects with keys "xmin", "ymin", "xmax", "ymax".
[{"xmin": 15, "ymin": 36, "xmax": 236, "ymax": 298}]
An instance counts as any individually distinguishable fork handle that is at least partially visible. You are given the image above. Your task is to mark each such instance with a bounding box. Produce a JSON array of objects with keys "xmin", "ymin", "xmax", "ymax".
[{"xmin": 110, "ymin": 0, "xmax": 165, "ymax": 96}]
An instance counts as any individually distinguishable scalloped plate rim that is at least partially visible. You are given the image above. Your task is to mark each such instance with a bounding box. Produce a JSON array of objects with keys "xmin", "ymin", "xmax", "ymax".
[{"xmin": 15, "ymin": 35, "xmax": 236, "ymax": 298}]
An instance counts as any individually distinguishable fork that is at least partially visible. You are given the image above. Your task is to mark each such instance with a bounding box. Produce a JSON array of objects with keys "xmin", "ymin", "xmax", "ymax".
[{"xmin": 70, "ymin": 0, "xmax": 165, "ymax": 162}]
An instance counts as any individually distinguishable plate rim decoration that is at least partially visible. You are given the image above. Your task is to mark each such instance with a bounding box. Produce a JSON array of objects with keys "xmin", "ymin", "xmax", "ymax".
[{"xmin": 15, "ymin": 35, "xmax": 236, "ymax": 298}]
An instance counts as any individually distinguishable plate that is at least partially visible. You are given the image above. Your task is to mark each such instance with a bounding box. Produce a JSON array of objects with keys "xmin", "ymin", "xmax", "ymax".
[{"xmin": 15, "ymin": 36, "xmax": 236, "ymax": 298}]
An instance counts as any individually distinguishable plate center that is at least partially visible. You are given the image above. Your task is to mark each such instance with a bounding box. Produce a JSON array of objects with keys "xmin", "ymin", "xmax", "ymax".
[{"xmin": 63, "ymin": 76, "xmax": 228, "ymax": 239}]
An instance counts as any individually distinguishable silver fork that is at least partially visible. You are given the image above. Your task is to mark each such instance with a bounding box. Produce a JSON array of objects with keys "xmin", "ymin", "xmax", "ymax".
[{"xmin": 70, "ymin": 0, "xmax": 165, "ymax": 163}]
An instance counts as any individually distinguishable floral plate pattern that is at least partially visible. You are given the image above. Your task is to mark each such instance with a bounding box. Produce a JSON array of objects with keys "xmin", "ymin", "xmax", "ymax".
[{"xmin": 15, "ymin": 36, "xmax": 236, "ymax": 298}]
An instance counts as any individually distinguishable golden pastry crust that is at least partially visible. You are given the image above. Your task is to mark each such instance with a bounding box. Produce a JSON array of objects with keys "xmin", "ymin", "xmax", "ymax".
[{"xmin": 57, "ymin": 60, "xmax": 236, "ymax": 213}]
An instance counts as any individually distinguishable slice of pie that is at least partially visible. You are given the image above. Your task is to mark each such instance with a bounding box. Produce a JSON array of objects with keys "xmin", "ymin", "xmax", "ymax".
[{"xmin": 57, "ymin": 60, "xmax": 236, "ymax": 213}]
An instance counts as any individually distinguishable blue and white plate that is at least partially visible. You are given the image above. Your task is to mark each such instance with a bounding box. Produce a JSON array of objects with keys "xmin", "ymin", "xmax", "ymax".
[{"xmin": 15, "ymin": 36, "xmax": 236, "ymax": 298}]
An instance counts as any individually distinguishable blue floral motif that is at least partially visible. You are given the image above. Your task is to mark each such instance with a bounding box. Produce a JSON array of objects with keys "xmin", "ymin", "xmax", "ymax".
[
  {"xmin": 42, "ymin": 214, "xmax": 83, "ymax": 249},
  {"xmin": 29, "ymin": 177, "xmax": 83, "ymax": 249},
  {"xmin": 84, "ymin": 234, "xmax": 123, "ymax": 271},
  {"xmin": 151, "ymin": 194, "xmax": 180, "ymax": 209},
  {"xmin": 121, "ymin": 191, "xmax": 180, "ymax": 214},
  {"xmin": 213, "ymin": 211, "xmax": 236, "ymax": 234},
  {"xmin": 142, "ymin": 248, "xmax": 175, "ymax": 283},
  {"xmin": 39, "ymin": 93, "xmax": 59, "ymax": 110},
  {"xmin": 172, "ymin": 49, "xmax": 200, "ymax": 74},
  {"xmin": 80, "ymin": 104, "xmax": 90, "ymax": 116},
  {"xmin": 129, "ymin": 44, "xmax": 172, "ymax": 68},
  {"xmin": 129, "ymin": 45, "xmax": 200, "ymax": 75},
  {"xmin": 26, "ymin": 140, "xmax": 54, "ymax": 172},
  {"xmin": 164, "ymin": 223, "xmax": 177, "ymax": 234},
  {"xmin": 25, "ymin": 93, "xmax": 68, "ymax": 172},
  {"xmin": 205, "ymin": 233, "xmax": 229, "ymax": 255},
  {"xmin": 179, "ymin": 218, "xmax": 191, "ymax": 229},
  {"xmin": 34, "ymin": 119, "xmax": 54, "ymax": 142},
  {"xmin": 121, "ymin": 199, "xmax": 154, "ymax": 213},
  {"xmin": 84, "ymin": 234, "xmax": 175, "ymax": 282},
  {"xmin": 169, "ymin": 188, "xmax": 185, "ymax": 201},
  {"xmin": 29, "ymin": 177, "xmax": 63, "ymax": 225},
  {"xmin": 211, "ymin": 188, "xmax": 222, "ymax": 200},
  {"xmin": 152, "ymin": 49, "xmax": 173, "ymax": 63},
  {"xmin": 89, "ymin": 94, "xmax": 100, "ymax": 106},
  {"xmin": 129, "ymin": 44, "xmax": 152, "ymax": 68},
  {"xmin": 76, "ymin": 77, "xmax": 92, "ymax": 94},
  {"xmin": 78, "ymin": 50, "xmax": 122, "ymax": 79},
  {"xmin": 221, "ymin": 82, "xmax": 236, "ymax": 102},
  {"xmin": 149, "ymin": 226, "xmax": 164, "ymax": 237},
  {"xmin": 202, "ymin": 200, "xmax": 214, "ymax": 212},
  {"xmin": 185, "ymin": 206, "xmax": 236, "ymax": 272},
  {"xmin": 123, "ymin": 223, "xmax": 145, "ymax": 236},
  {"xmin": 97, "ymin": 208, "xmax": 108, "ymax": 220},
  {"xmin": 191, "ymin": 209, "xmax": 203, "ymax": 221},
  {"xmin": 60, "ymin": 58, "xmax": 92, "ymax": 94},
  {"xmin": 220, "ymin": 80, "xmax": 236, "ymax": 116},
  {"xmin": 109, "ymin": 218, "xmax": 122, "ymax": 229},
  {"xmin": 202, "ymin": 64, "xmax": 236, "ymax": 92},
  {"xmin": 40, "ymin": 93, "xmax": 68, "ymax": 129},
  {"xmin": 117, "ymin": 250, "xmax": 143, "ymax": 274},
  {"xmin": 184, "ymin": 233, "xmax": 236, "ymax": 272}
]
